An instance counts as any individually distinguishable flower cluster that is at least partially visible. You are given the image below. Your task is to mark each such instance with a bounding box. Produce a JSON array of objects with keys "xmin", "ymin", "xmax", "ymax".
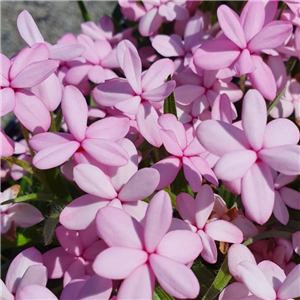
[{"xmin": 1, "ymin": 1, "xmax": 300, "ymax": 299}]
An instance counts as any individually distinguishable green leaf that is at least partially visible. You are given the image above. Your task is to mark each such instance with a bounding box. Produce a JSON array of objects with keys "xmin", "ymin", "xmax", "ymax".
[
  {"xmin": 153, "ymin": 285, "xmax": 175, "ymax": 300},
  {"xmin": 55, "ymin": 108, "xmax": 63, "ymax": 131},
  {"xmin": 43, "ymin": 212, "xmax": 60, "ymax": 245},
  {"xmin": 1, "ymin": 193, "xmax": 53, "ymax": 205},
  {"xmin": 202, "ymin": 256, "xmax": 231, "ymax": 300},
  {"xmin": 243, "ymin": 230, "xmax": 292, "ymax": 246},
  {"xmin": 77, "ymin": 1, "xmax": 91, "ymax": 21},
  {"xmin": 163, "ymin": 75, "xmax": 177, "ymax": 117}
]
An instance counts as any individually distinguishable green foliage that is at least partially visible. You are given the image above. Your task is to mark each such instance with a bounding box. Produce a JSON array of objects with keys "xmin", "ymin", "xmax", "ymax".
[{"xmin": 163, "ymin": 76, "xmax": 177, "ymax": 117}]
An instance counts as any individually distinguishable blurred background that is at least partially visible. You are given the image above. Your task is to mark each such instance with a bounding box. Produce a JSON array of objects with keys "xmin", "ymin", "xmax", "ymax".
[{"xmin": 1, "ymin": 1, "xmax": 117, "ymax": 58}]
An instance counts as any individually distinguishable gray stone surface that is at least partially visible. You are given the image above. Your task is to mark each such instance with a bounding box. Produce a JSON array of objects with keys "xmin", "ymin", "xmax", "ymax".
[{"xmin": 1, "ymin": 1, "xmax": 117, "ymax": 58}]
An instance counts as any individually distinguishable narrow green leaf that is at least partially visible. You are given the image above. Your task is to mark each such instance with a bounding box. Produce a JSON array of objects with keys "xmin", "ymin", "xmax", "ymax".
[
  {"xmin": 243, "ymin": 230, "xmax": 292, "ymax": 246},
  {"xmin": 154, "ymin": 285, "xmax": 175, "ymax": 300},
  {"xmin": 55, "ymin": 108, "xmax": 63, "ymax": 131},
  {"xmin": 202, "ymin": 256, "xmax": 231, "ymax": 300},
  {"xmin": 77, "ymin": 1, "xmax": 91, "ymax": 22},
  {"xmin": 163, "ymin": 75, "xmax": 177, "ymax": 117},
  {"xmin": 1, "ymin": 193, "xmax": 53, "ymax": 205},
  {"xmin": 43, "ymin": 212, "xmax": 60, "ymax": 245}
]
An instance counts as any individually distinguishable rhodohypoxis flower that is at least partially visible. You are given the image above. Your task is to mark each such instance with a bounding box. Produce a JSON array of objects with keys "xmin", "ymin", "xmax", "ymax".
[
  {"xmin": 151, "ymin": 113, "xmax": 218, "ymax": 192},
  {"xmin": 1, "ymin": 128, "xmax": 14, "ymax": 157},
  {"xmin": 0, "ymin": 46, "xmax": 58, "ymax": 133},
  {"xmin": 93, "ymin": 190, "xmax": 201, "ymax": 299},
  {"xmin": 138, "ymin": 0, "xmax": 189, "ymax": 37},
  {"xmin": 93, "ymin": 40, "xmax": 176, "ymax": 146},
  {"xmin": 197, "ymin": 89, "xmax": 300, "ymax": 224},
  {"xmin": 194, "ymin": 1, "xmax": 293, "ymax": 100},
  {"xmin": 0, "ymin": 247, "xmax": 54, "ymax": 300},
  {"xmin": 29, "ymin": 85, "xmax": 130, "ymax": 169},
  {"xmin": 60, "ymin": 138, "xmax": 158, "ymax": 230},
  {"xmin": 43, "ymin": 225, "xmax": 107, "ymax": 287},
  {"xmin": 175, "ymin": 185, "xmax": 243, "ymax": 263},
  {"xmin": 17, "ymin": 10, "xmax": 85, "ymax": 61},
  {"xmin": 0, "ymin": 185, "xmax": 43, "ymax": 239}
]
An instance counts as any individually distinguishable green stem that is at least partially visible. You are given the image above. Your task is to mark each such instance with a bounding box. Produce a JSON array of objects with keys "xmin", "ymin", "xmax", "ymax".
[
  {"xmin": 20, "ymin": 123, "xmax": 35, "ymax": 157},
  {"xmin": 77, "ymin": 1, "xmax": 91, "ymax": 22},
  {"xmin": 50, "ymin": 112, "xmax": 57, "ymax": 132},
  {"xmin": 1, "ymin": 156, "xmax": 34, "ymax": 174},
  {"xmin": 267, "ymin": 86, "xmax": 286, "ymax": 113},
  {"xmin": 1, "ymin": 193, "xmax": 53, "ymax": 205},
  {"xmin": 277, "ymin": 2, "xmax": 287, "ymax": 20},
  {"xmin": 243, "ymin": 230, "xmax": 292, "ymax": 246},
  {"xmin": 239, "ymin": 74, "xmax": 246, "ymax": 92}
]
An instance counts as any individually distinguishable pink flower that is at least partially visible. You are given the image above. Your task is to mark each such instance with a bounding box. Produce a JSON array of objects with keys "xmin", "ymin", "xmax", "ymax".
[
  {"xmin": 93, "ymin": 190, "xmax": 201, "ymax": 299},
  {"xmin": 151, "ymin": 113, "xmax": 218, "ymax": 192},
  {"xmin": 29, "ymin": 85, "xmax": 130, "ymax": 170},
  {"xmin": 1, "ymin": 46, "xmax": 59, "ymax": 133},
  {"xmin": 175, "ymin": 185, "xmax": 243, "ymax": 263},
  {"xmin": 197, "ymin": 89, "xmax": 300, "ymax": 224},
  {"xmin": 194, "ymin": 1, "xmax": 293, "ymax": 100},
  {"xmin": 1, "ymin": 128, "xmax": 14, "ymax": 157}
]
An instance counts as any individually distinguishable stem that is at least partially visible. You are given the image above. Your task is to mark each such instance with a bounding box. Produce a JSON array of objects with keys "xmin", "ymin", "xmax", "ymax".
[
  {"xmin": 20, "ymin": 123, "xmax": 35, "ymax": 157},
  {"xmin": 1, "ymin": 157, "xmax": 34, "ymax": 174},
  {"xmin": 267, "ymin": 86, "xmax": 286, "ymax": 113},
  {"xmin": 77, "ymin": 1, "xmax": 90, "ymax": 22},
  {"xmin": 239, "ymin": 74, "xmax": 246, "ymax": 92},
  {"xmin": 243, "ymin": 230, "xmax": 292, "ymax": 246},
  {"xmin": 50, "ymin": 112, "xmax": 57, "ymax": 132},
  {"xmin": 277, "ymin": 2, "xmax": 287, "ymax": 20}
]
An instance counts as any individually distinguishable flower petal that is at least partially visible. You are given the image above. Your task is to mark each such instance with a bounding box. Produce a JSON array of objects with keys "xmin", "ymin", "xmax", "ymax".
[
  {"xmin": 278, "ymin": 264, "xmax": 300, "ymax": 299},
  {"xmin": 18, "ymin": 285, "xmax": 58, "ymax": 300}
]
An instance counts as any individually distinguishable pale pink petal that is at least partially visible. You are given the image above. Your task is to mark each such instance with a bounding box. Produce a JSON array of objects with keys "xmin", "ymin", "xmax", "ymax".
[
  {"xmin": 205, "ymin": 220, "xmax": 243, "ymax": 243},
  {"xmin": 18, "ymin": 285, "xmax": 58, "ymax": 300},
  {"xmin": 258, "ymin": 145, "xmax": 300, "ymax": 175},
  {"xmin": 58, "ymin": 278, "xmax": 86, "ymax": 300},
  {"xmin": 63, "ymin": 258, "xmax": 86, "ymax": 287},
  {"xmin": 121, "ymin": 47, "xmax": 142, "ymax": 94},
  {"xmin": 241, "ymin": 162, "xmax": 274, "ymax": 225},
  {"xmin": 96, "ymin": 206, "xmax": 144, "ymax": 249},
  {"xmin": 141, "ymin": 80, "xmax": 175, "ymax": 102},
  {"xmin": 237, "ymin": 261, "xmax": 276, "ymax": 299},
  {"xmin": 273, "ymin": 191, "xmax": 289, "ymax": 225},
  {"xmin": 29, "ymin": 132, "xmax": 75, "ymax": 152},
  {"xmin": 139, "ymin": 8, "xmax": 163, "ymax": 37},
  {"xmin": 122, "ymin": 201, "xmax": 148, "ymax": 222},
  {"xmin": 114, "ymin": 95, "xmax": 141, "ymax": 115},
  {"xmin": 43, "ymin": 248, "xmax": 75, "ymax": 278},
  {"xmin": 160, "ymin": 129, "xmax": 183, "ymax": 157},
  {"xmin": 17, "ymin": 10, "xmax": 44, "ymax": 46},
  {"xmin": 8, "ymin": 203, "xmax": 43, "ymax": 228},
  {"xmin": 231, "ymin": 215, "xmax": 259, "ymax": 240},
  {"xmin": 6, "ymin": 247, "xmax": 43, "ymax": 293},
  {"xmin": 0, "ymin": 280, "xmax": 14, "ymax": 300},
  {"xmin": 269, "ymin": 99, "xmax": 294, "ymax": 119},
  {"xmin": 217, "ymin": 5, "xmax": 246, "ymax": 48},
  {"xmin": 92, "ymin": 78, "xmax": 134, "ymax": 107},
  {"xmin": 74, "ymin": 164, "xmax": 117, "ymax": 199},
  {"xmin": 81, "ymin": 21, "xmax": 106, "ymax": 40},
  {"xmin": 156, "ymin": 230, "xmax": 202, "ymax": 264},
  {"xmin": 267, "ymin": 55, "xmax": 287, "ymax": 91},
  {"xmin": 152, "ymin": 34, "xmax": 185, "ymax": 57},
  {"xmin": 31, "ymin": 73, "xmax": 62, "ymax": 111},
  {"xmin": 280, "ymin": 187, "xmax": 300, "ymax": 210},
  {"xmin": 77, "ymin": 34, "xmax": 99, "ymax": 64},
  {"xmin": 174, "ymin": 85, "xmax": 205, "ymax": 106},
  {"xmin": 141, "ymin": 58, "xmax": 174, "ymax": 91},
  {"xmin": 176, "ymin": 193, "xmax": 196, "ymax": 225},
  {"xmin": 144, "ymin": 190, "xmax": 172, "ymax": 253},
  {"xmin": 194, "ymin": 39, "xmax": 241, "ymax": 70},
  {"xmin": 240, "ymin": 1, "xmax": 265, "ymax": 42},
  {"xmin": 275, "ymin": 174, "xmax": 298, "ymax": 189},
  {"xmin": 10, "ymin": 44, "xmax": 49, "ymax": 79},
  {"xmin": 151, "ymin": 156, "xmax": 182, "ymax": 189},
  {"xmin": 60, "ymin": 195, "xmax": 109, "ymax": 230},
  {"xmin": 247, "ymin": 55, "xmax": 277, "ymax": 101},
  {"xmin": 77, "ymin": 275, "xmax": 112, "ymax": 300},
  {"xmin": 198, "ymin": 230, "xmax": 218, "ymax": 264},
  {"xmin": 119, "ymin": 168, "xmax": 159, "ymax": 202},
  {"xmin": 117, "ymin": 264, "xmax": 155, "ymax": 300},
  {"xmin": 194, "ymin": 184, "xmax": 214, "ymax": 229},
  {"xmin": 258, "ymin": 260, "xmax": 286, "ymax": 292},
  {"xmin": 14, "ymin": 90, "xmax": 51, "ymax": 134},
  {"xmin": 32, "ymin": 141, "xmax": 80, "ymax": 169},
  {"xmin": 82, "ymin": 139, "xmax": 129, "ymax": 167},
  {"xmin": 15, "ymin": 265, "xmax": 47, "ymax": 295},
  {"xmin": 182, "ymin": 156, "xmax": 203, "ymax": 192},
  {"xmin": 149, "ymin": 254, "xmax": 200, "ymax": 299},
  {"xmin": 214, "ymin": 150, "xmax": 257, "ymax": 181},
  {"xmin": 93, "ymin": 247, "xmax": 147, "ymax": 279},
  {"xmin": 233, "ymin": 49, "xmax": 255, "ymax": 75},
  {"xmin": 0, "ymin": 88, "xmax": 15, "ymax": 116},
  {"xmin": 136, "ymin": 102, "xmax": 162, "ymax": 147},
  {"xmin": 196, "ymin": 120, "xmax": 250, "ymax": 156},
  {"xmin": 87, "ymin": 65, "xmax": 105, "ymax": 84},
  {"xmin": 292, "ymin": 232, "xmax": 300, "ymax": 256},
  {"xmin": 49, "ymin": 43, "xmax": 85, "ymax": 61},
  {"xmin": 278, "ymin": 264, "xmax": 300, "ymax": 299},
  {"xmin": 242, "ymin": 89, "xmax": 267, "ymax": 151},
  {"xmin": 219, "ymin": 282, "xmax": 252, "ymax": 300},
  {"xmin": 263, "ymin": 119, "xmax": 300, "ymax": 148},
  {"xmin": 62, "ymin": 86, "xmax": 88, "ymax": 142},
  {"xmin": 64, "ymin": 63, "xmax": 91, "ymax": 86},
  {"xmin": 0, "ymin": 130, "xmax": 14, "ymax": 157},
  {"xmin": 85, "ymin": 117, "xmax": 130, "ymax": 141},
  {"xmin": 248, "ymin": 21, "xmax": 293, "ymax": 52},
  {"xmin": 228, "ymin": 244, "xmax": 256, "ymax": 281}
]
